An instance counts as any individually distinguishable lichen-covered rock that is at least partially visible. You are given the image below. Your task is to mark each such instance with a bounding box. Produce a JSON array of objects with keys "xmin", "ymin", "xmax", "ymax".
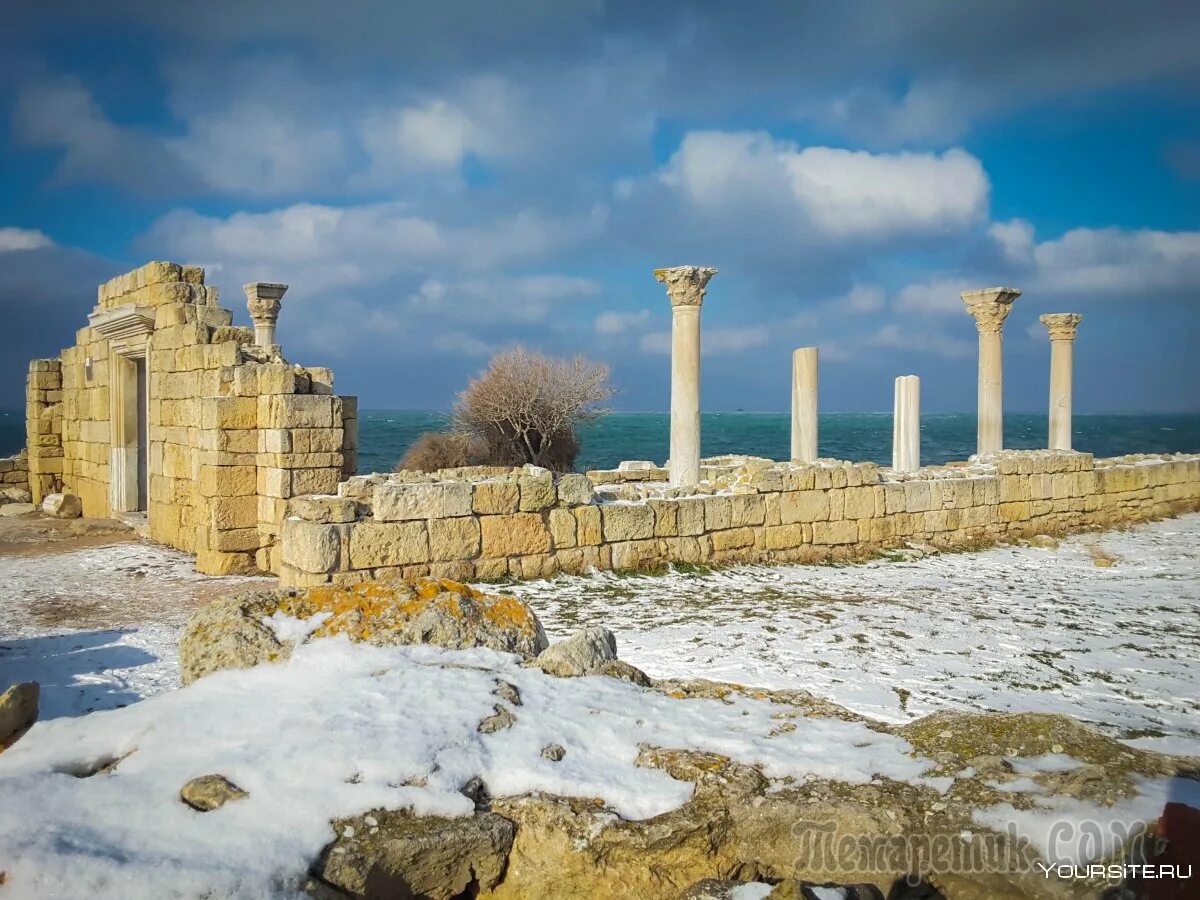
[
  {"xmin": 180, "ymin": 774, "xmax": 248, "ymax": 811},
  {"xmin": 534, "ymin": 626, "xmax": 617, "ymax": 678},
  {"xmin": 179, "ymin": 578, "xmax": 549, "ymax": 684},
  {"xmin": 0, "ymin": 682, "xmax": 39, "ymax": 748},
  {"xmin": 41, "ymin": 493, "xmax": 82, "ymax": 519},
  {"xmin": 316, "ymin": 808, "xmax": 515, "ymax": 900}
]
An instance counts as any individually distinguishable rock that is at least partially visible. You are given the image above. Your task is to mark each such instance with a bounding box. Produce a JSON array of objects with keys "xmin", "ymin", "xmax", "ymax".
[
  {"xmin": 0, "ymin": 486, "xmax": 32, "ymax": 505},
  {"xmin": 0, "ymin": 503, "xmax": 36, "ymax": 518},
  {"xmin": 0, "ymin": 682, "xmax": 39, "ymax": 748},
  {"xmin": 41, "ymin": 493, "xmax": 82, "ymax": 519},
  {"xmin": 493, "ymin": 679, "xmax": 522, "ymax": 706},
  {"xmin": 541, "ymin": 743, "xmax": 566, "ymax": 761},
  {"xmin": 1028, "ymin": 534, "xmax": 1060, "ymax": 550},
  {"xmin": 316, "ymin": 809, "xmax": 515, "ymax": 900},
  {"xmin": 598, "ymin": 659, "xmax": 651, "ymax": 687},
  {"xmin": 179, "ymin": 578, "xmax": 548, "ymax": 685},
  {"xmin": 68, "ymin": 517, "xmax": 135, "ymax": 536},
  {"xmin": 478, "ymin": 704, "xmax": 517, "ymax": 734},
  {"xmin": 180, "ymin": 774, "xmax": 248, "ymax": 811},
  {"xmin": 534, "ymin": 626, "xmax": 617, "ymax": 678}
]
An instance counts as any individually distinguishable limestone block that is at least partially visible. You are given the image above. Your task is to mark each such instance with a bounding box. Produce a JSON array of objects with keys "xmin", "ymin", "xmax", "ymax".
[
  {"xmin": 518, "ymin": 472, "xmax": 555, "ymax": 511},
  {"xmin": 883, "ymin": 483, "xmax": 906, "ymax": 515},
  {"xmin": 288, "ymin": 496, "xmax": 359, "ymax": 524},
  {"xmin": 196, "ymin": 549, "xmax": 256, "ymax": 576},
  {"xmin": 210, "ymin": 496, "xmax": 258, "ymax": 530},
  {"xmin": 429, "ymin": 516, "xmax": 481, "ymax": 561},
  {"xmin": 291, "ymin": 468, "xmax": 342, "ymax": 497},
  {"xmin": 210, "ymin": 526, "xmax": 262, "ymax": 553},
  {"xmin": 473, "ymin": 480, "xmax": 519, "ymax": 515},
  {"xmin": 675, "ymin": 498, "xmax": 706, "ymax": 535},
  {"xmin": 349, "ymin": 521, "xmax": 429, "ymax": 568},
  {"xmin": 842, "ymin": 486, "xmax": 875, "ymax": 520},
  {"xmin": 555, "ymin": 474, "xmax": 594, "ymax": 507},
  {"xmin": 573, "ymin": 505, "xmax": 602, "ymax": 545},
  {"xmin": 973, "ymin": 478, "xmax": 999, "ymax": 506},
  {"xmin": 474, "ymin": 557, "xmax": 509, "ymax": 581},
  {"xmin": 517, "ymin": 554, "xmax": 560, "ymax": 580},
  {"xmin": 829, "ymin": 467, "xmax": 848, "ymax": 489},
  {"xmin": 703, "ymin": 496, "xmax": 732, "ymax": 531},
  {"xmin": 260, "ymin": 394, "xmax": 339, "ymax": 429},
  {"xmin": 711, "ymin": 527, "xmax": 754, "ymax": 551},
  {"xmin": 763, "ymin": 523, "xmax": 806, "ymax": 550},
  {"xmin": 812, "ymin": 520, "xmax": 857, "ymax": 545},
  {"xmin": 903, "ymin": 481, "xmax": 932, "ymax": 512},
  {"xmin": 780, "ymin": 489, "xmax": 829, "ymax": 524},
  {"xmin": 611, "ymin": 540, "xmax": 657, "ymax": 571},
  {"xmin": 601, "ymin": 503, "xmax": 655, "ymax": 542},
  {"xmin": 728, "ymin": 493, "xmax": 766, "ymax": 527},
  {"xmin": 998, "ymin": 501, "xmax": 1031, "ymax": 523},
  {"xmin": 663, "ymin": 536, "xmax": 704, "ymax": 564},
  {"xmin": 548, "ymin": 508, "xmax": 577, "ymax": 548},
  {"xmin": 648, "ymin": 499, "xmax": 678, "ymax": 536},
  {"xmin": 480, "ymin": 513, "xmax": 551, "ymax": 557},
  {"xmin": 198, "ymin": 465, "xmax": 256, "ymax": 497},
  {"xmin": 374, "ymin": 481, "xmax": 473, "ymax": 521}
]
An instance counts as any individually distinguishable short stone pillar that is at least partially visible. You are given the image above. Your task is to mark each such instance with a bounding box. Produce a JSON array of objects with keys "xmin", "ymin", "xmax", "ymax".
[
  {"xmin": 892, "ymin": 375, "xmax": 920, "ymax": 473},
  {"xmin": 1040, "ymin": 313, "xmax": 1082, "ymax": 451},
  {"xmin": 244, "ymin": 282, "xmax": 288, "ymax": 349},
  {"xmin": 654, "ymin": 265, "xmax": 717, "ymax": 487},
  {"xmin": 961, "ymin": 287, "xmax": 1021, "ymax": 456},
  {"xmin": 791, "ymin": 347, "xmax": 818, "ymax": 462}
]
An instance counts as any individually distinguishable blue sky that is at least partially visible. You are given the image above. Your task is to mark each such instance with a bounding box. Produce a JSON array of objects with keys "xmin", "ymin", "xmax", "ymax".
[{"xmin": 1, "ymin": 1, "xmax": 1198, "ymax": 412}]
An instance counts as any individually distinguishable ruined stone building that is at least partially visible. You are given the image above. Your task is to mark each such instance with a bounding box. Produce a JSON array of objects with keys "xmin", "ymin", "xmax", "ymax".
[{"xmin": 23, "ymin": 261, "xmax": 356, "ymax": 575}]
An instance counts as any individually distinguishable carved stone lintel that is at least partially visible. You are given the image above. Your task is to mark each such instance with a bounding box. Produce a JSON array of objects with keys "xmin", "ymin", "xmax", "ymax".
[
  {"xmin": 1040, "ymin": 313, "xmax": 1082, "ymax": 342},
  {"xmin": 961, "ymin": 287, "xmax": 1022, "ymax": 334},
  {"xmin": 654, "ymin": 266, "xmax": 718, "ymax": 308}
]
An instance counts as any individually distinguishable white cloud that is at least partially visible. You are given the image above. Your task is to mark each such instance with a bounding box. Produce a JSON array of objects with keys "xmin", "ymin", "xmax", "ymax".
[
  {"xmin": 865, "ymin": 324, "xmax": 974, "ymax": 359},
  {"xmin": 989, "ymin": 218, "xmax": 1035, "ymax": 266},
  {"xmin": 0, "ymin": 227, "xmax": 54, "ymax": 252},
  {"xmin": 410, "ymin": 275, "xmax": 601, "ymax": 324},
  {"xmin": 1032, "ymin": 227, "xmax": 1200, "ymax": 295},
  {"xmin": 432, "ymin": 331, "xmax": 492, "ymax": 357},
  {"xmin": 657, "ymin": 132, "xmax": 989, "ymax": 239},
  {"xmin": 594, "ymin": 309, "xmax": 651, "ymax": 335},
  {"xmin": 639, "ymin": 324, "xmax": 770, "ymax": 356},
  {"xmin": 833, "ymin": 284, "xmax": 886, "ymax": 314},
  {"xmin": 893, "ymin": 275, "xmax": 976, "ymax": 316},
  {"xmin": 362, "ymin": 99, "xmax": 476, "ymax": 172}
]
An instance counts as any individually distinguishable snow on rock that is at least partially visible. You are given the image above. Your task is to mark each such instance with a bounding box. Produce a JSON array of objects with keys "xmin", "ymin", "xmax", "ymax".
[{"xmin": 0, "ymin": 638, "xmax": 931, "ymax": 899}]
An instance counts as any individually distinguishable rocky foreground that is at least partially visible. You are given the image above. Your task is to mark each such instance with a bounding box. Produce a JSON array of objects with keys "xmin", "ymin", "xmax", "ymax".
[{"xmin": 1, "ymin": 579, "xmax": 1197, "ymax": 900}]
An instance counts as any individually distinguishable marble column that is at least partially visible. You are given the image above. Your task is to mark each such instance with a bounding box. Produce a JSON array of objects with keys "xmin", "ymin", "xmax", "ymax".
[
  {"xmin": 791, "ymin": 347, "xmax": 818, "ymax": 462},
  {"xmin": 244, "ymin": 282, "xmax": 289, "ymax": 349},
  {"xmin": 892, "ymin": 375, "xmax": 920, "ymax": 473},
  {"xmin": 961, "ymin": 287, "xmax": 1022, "ymax": 456},
  {"xmin": 1040, "ymin": 313, "xmax": 1082, "ymax": 451},
  {"xmin": 654, "ymin": 265, "xmax": 717, "ymax": 487}
]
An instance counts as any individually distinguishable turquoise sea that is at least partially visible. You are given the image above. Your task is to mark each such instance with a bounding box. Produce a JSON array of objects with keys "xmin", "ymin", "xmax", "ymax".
[{"xmin": 3, "ymin": 409, "xmax": 1198, "ymax": 474}]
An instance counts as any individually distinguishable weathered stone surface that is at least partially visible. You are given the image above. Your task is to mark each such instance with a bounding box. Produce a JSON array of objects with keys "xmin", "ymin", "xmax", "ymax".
[
  {"xmin": 480, "ymin": 513, "xmax": 551, "ymax": 557},
  {"xmin": 0, "ymin": 503, "xmax": 37, "ymax": 517},
  {"xmin": 0, "ymin": 486, "xmax": 32, "ymax": 505},
  {"xmin": 0, "ymin": 682, "xmax": 39, "ymax": 748},
  {"xmin": 555, "ymin": 473, "xmax": 594, "ymax": 507},
  {"xmin": 281, "ymin": 518, "xmax": 342, "ymax": 573},
  {"xmin": 600, "ymin": 503, "xmax": 655, "ymax": 542},
  {"xmin": 317, "ymin": 809, "xmax": 515, "ymax": 900},
  {"xmin": 349, "ymin": 521, "xmax": 429, "ymax": 568},
  {"xmin": 180, "ymin": 774, "xmax": 248, "ymax": 811},
  {"xmin": 374, "ymin": 481, "xmax": 473, "ymax": 521},
  {"xmin": 535, "ymin": 626, "xmax": 617, "ymax": 677},
  {"xmin": 178, "ymin": 579, "xmax": 548, "ymax": 684},
  {"xmin": 288, "ymin": 496, "xmax": 359, "ymax": 524}
]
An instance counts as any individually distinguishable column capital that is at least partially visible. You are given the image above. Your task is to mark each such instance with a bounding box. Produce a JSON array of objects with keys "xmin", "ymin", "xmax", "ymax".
[
  {"xmin": 244, "ymin": 282, "xmax": 288, "ymax": 325},
  {"xmin": 1040, "ymin": 313, "xmax": 1082, "ymax": 342},
  {"xmin": 961, "ymin": 287, "xmax": 1021, "ymax": 333},
  {"xmin": 654, "ymin": 266, "xmax": 718, "ymax": 308}
]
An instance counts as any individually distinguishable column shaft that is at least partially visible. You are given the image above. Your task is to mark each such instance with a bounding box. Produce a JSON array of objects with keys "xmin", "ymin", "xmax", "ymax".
[
  {"xmin": 790, "ymin": 347, "xmax": 818, "ymax": 462},
  {"xmin": 892, "ymin": 375, "xmax": 920, "ymax": 472},
  {"xmin": 977, "ymin": 329, "xmax": 1004, "ymax": 455},
  {"xmin": 1040, "ymin": 313, "xmax": 1082, "ymax": 451},
  {"xmin": 670, "ymin": 306, "xmax": 701, "ymax": 486}
]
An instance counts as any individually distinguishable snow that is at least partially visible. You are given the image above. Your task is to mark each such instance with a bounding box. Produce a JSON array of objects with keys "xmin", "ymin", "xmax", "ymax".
[
  {"xmin": 1008, "ymin": 753, "xmax": 1084, "ymax": 775},
  {"xmin": 0, "ymin": 638, "xmax": 930, "ymax": 899},
  {"xmin": 973, "ymin": 775, "xmax": 1200, "ymax": 866},
  {"xmin": 262, "ymin": 611, "xmax": 331, "ymax": 644},
  {"xmin": 509, "ymin": 514, "xmax": 1200, "ymax": 753},
  {"xmin": 730, "ymin": 884, "xmax": 776, "ymax": 899}
]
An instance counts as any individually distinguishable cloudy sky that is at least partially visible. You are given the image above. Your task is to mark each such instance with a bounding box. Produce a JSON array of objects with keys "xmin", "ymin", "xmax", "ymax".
[{"xmin": 2, "ymin": 1, "xmax": 1198, "ymax": 412}]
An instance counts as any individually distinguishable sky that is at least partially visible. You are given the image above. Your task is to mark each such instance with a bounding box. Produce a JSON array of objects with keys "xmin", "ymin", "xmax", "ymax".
[{"xmin": 1, "ymin": 1, "xmax": 1198, "ymax": 413}]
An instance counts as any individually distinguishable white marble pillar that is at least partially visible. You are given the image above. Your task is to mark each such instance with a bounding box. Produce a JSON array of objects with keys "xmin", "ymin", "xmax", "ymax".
[
  {"xmin": 1040, "ymin": 313, "xmax": 1082, "ymax": 451},
  {"xmin": 791, "ymin": 347, "xmax": 818, "ymax": 462},
  {"xmin": 244, "ymin": 282, "xmax": 288, "ymax": 349},
  {"xmin": 961, "ymin": 287, "xmax": 1021, "ymax": 456},
  {"xmin": 654, "ymin": 266, "xmax": 717, "ymax": 487},
  {"xmin": 892, "ymin": 375, "xmax": 920, "ymax": 473}
]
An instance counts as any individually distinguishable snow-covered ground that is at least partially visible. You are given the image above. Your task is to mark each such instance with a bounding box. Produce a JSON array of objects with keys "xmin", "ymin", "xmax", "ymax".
[{"xmin": 2, "ymin": 516, "xmax": 1198, "ymax": 752}]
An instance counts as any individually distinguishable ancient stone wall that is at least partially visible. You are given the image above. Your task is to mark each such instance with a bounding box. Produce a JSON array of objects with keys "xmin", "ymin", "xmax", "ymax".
[
  {"xmin": 25, "ymin": 261, "xmax": 357, "ymax": 574},
  {"xmin": 0, "ymin": 449, "xmax": 29, "ymax": 491},
  {"xmin": 277, "ymin": 450, "xmax": 1200, "ymax": 586}
]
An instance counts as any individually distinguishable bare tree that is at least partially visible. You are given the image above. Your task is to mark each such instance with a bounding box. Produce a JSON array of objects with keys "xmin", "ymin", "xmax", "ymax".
[{"xmin": 452, "ymin": 348, "xmax": 614, "ymax": 470}]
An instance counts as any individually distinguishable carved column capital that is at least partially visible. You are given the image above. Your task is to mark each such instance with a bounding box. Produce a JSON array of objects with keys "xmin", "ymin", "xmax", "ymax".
[
  {"xmin": 1040, "ymin": 313, "xmax": 1082, "ymax": 342},
  {"xmin": 961, "ymin": 287, "xmax": 1022, "ymax": 334},
  {"xmin": 244, "ymin": 282, "xmax": 288, "ymax": 327},
  {"xmin": 654, "ymin": 266, "xmax": 718, "ymax": 308}
]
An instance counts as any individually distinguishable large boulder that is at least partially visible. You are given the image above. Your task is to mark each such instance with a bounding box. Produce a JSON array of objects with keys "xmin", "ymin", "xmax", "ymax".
[
  {"xmin": 41, "ymin": 493, "xmax": 82, "ymax": 519},
  {"xmin": 534, "ymin": 626, "xmax": 617, "ymax": 677},
  {"xmin": 316, "ymin": 808, "xmax": 515, "ymax": 899},
  {"xmin": 179, "ymin": 578, "xmax": 549, "ymax": 684},
  {"xmin": 0, "ymin": 682, "xmax": 39, "ymax": 748}
]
